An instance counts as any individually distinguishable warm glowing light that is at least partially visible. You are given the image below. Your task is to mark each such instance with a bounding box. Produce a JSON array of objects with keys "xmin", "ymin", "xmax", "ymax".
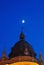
[{"xmin": 6, "ymin": 62, "xmax": 39, "ymax": 65}]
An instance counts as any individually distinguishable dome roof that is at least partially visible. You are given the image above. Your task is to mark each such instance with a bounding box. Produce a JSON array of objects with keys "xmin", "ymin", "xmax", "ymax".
[{"xmin": 9, "ymin": 33, "xmax": 36, "ymax": 59}]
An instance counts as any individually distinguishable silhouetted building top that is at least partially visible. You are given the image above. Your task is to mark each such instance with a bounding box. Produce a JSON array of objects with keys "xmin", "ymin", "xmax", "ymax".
[
  {"xmin": 0, "ymin": 32, "xmax": 44, "ymax": 65},
  {"xmin": 9, "ymin": 32, "xmax": 36, "ymax": 59}
]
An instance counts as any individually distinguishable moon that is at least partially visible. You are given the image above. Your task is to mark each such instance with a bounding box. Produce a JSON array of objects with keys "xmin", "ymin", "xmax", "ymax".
[{"xmin": 22, "ymin": 20, "xmax": 25, "ymax": 24}]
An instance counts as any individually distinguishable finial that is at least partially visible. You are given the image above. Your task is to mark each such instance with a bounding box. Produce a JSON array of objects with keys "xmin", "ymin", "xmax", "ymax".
[{"xmin": 20, "ymin": 32, "xmax": 25, "ymax": 40}]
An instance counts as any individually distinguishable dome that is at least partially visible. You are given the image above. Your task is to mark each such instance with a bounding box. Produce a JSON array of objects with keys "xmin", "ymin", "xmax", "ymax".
[{"xmin": 9, "ymin": 33, "xmax": 36, "ymax": 59}]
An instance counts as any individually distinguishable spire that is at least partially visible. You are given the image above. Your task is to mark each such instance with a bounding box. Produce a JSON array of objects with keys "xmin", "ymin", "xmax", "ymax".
[
  {"xmin": 39, "ymin": 51, "xmax": 43, "ymax": 62},
  {"xmin": 20, "ymin": 19, "xmax": 25, "ymax": 40},
  {"xmin": 2, "ymin": 50, "xmax": 8, "ymax": 61}
]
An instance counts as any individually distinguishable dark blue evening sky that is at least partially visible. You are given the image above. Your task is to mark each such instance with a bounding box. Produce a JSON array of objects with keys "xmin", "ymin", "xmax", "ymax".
[{"xmin": 0, "ymin": 0, "xmax": 44, "ymax": 59}]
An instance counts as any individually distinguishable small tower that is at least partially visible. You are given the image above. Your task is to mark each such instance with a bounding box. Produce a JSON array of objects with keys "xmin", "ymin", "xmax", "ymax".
[
  {"xmin": 2, "ymin": 50, "xmax": 8, "ymax": 61},
  {"xmin": 39, "ymin": 51, "xmax": 43, "ymax": 65},
  {"xmin": 39, "ymin": 51, "xmax": 42, "ymax": 62}
]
